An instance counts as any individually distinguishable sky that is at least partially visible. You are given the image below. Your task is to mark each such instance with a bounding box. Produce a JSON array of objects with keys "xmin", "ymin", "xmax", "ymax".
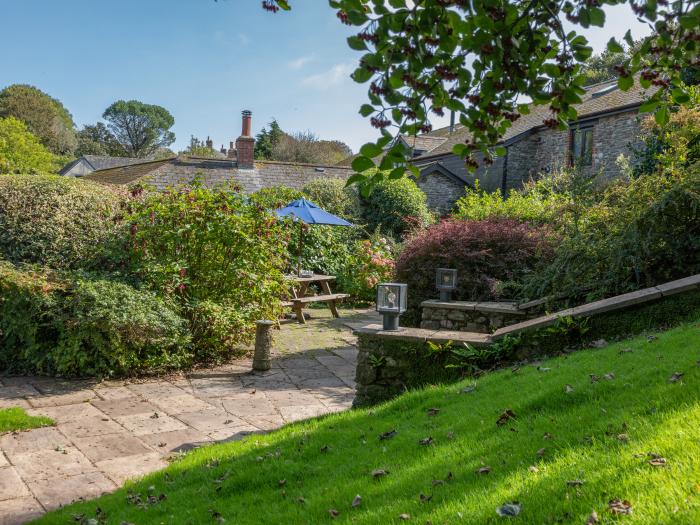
[{"xmin": 0, "ymin": 1, "xmax": 652, "ymax": 154}]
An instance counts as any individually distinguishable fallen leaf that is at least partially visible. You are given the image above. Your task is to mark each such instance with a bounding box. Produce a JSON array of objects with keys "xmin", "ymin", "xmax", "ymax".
[
  {"xmin": 431, "ymin": 479, "xmax": 444, "ymax": 486},
  {"xmin": 371, "ymin": 469, "xmax": 388, "ymax": 478},
  {"xmin": 419, "ymin": 437, "xmax": 434, "ymax": 446},
  {"xmin": 603, "ymin": 372, "xmax": 616, "ymax": 380},
  {"xmin": 150, "ymin": 412, "xmax": 159, "ymax": 419},
  {"xmin": 461, "ymin": 385, "xmax": 476, "ymax": 394},
  {"xmin": 278, "ymin": 479, "xmax": 286, "ymax": 487},
  {"xmin": 565, "ymin": 384, "xmax": 574, "ymax": 393},
  {"xmin": 250, "ymin": 389, "xmax": 256, "ymax": 394},
  {"xmin": 591, "ymin": 339, "xmax": 608, "ymax": 348},
  {"xmin": 647, "ymin": 335, "xmax": 658, "ymax": 342},
  {"xmin": 379, "ymin": 429, "xmax": 397, "ymax": 440},
  {"xmin": 543, "ymin": 432, "xmax": 552, "ymax": 440},
  {"xmin": 619, "ymin": 348, "xmax": 634, "ymax": 354},
  {"xmin": 590, "ymin": 374, "xmax": 600, "ymax": 383},
  {"xmin": 320, "ymin": 445, "xmax": 329, "ymax": 453},
  {"xmin": 297, "ymin": 497, "xmax": 306, "ymax": 504},
  {"xmin": 585, "ymin": 510, "xmax": 599, "ymax": 524},
  {"xmin": 528, "ymin": 465, "xmax": 539, "ymax": 473},
  {"xmin": 608, "ymin": 499, "xmax": 632, "ymax": 515},
  {"xmin": 536, "ymin": 448, "xmax": 546, "ymax": 457},
  {"xmin": 157, "ymin": 442, "xmax": 166, "ymax": 448},
  {"xmin": 419, "ymin": 492, "xmax": 432, "ymax": 503},
  {"xmin": 648, "ymin": 453, "xmax": 667, "ymax": 467},
  {"xmin": 496, "ymin": 409, "xmax": 517, "ymax": 426},
  {"xmin": 537, "ymin": 366, "xmax": 551, "ymax": 372},
  {"xmin": 223, "ymin": 420, "xmax": 235, "ymax": 425},
  {"xmin": 427, "ymin": 408, "xmax": 440, "ymax": 416},
  {"xmin": 476, "ymin": 466, "xmax": 492, "ymax": 474},
  {"xmin": 566, "ymin": 479, "xmax": 585, "ymax": 486},
  {"xmin": 447, "ymin": 431, "xmax": 455, "ymax": 440},
  {"xmin": 511, "ymin": 366, "xmax": 521, "ymax": 374},
  {"xmin": 351, "ymin": 495, "xmax": 362, "ymax": 508},
  {"xmin": 446, "ymin": 471, "xmax": 454, "ymax": 481},
  {"xmin": 399, "ymin": 513, "xmax": 410, "ymax": 520},
  {"xmin": 328, "ymin": 509, "xmax": 339, "ymax": 518},
  {"xmin": 669, "ymin": 372, "xmax": 684, "ymax": 383},
  {"xmin": 496, "ymin": 502, "xmax": 522, "ymax": 517},
  {"xmin": 617, "ymin": 433, "xmax": 629, "ymax": 442}
]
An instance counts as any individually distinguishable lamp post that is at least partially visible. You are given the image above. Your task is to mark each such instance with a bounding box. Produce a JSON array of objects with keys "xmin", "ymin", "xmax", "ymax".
[
  {"xmin": 436, "ymin": 268, "xmax": 458, "ymax": 302},
  {"xmin": 376, "ymin": 283, "xmax": 407, "ymax": 331}
]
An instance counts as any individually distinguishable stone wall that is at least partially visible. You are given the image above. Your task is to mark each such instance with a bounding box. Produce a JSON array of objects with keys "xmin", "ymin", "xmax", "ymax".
[
  {"xmin": 420, "ymin": 302, "xmax": 535, "ymax": 333},
  {"xmin": 415, "ymin": 170, "xmax": 468, "ymax": 213}
]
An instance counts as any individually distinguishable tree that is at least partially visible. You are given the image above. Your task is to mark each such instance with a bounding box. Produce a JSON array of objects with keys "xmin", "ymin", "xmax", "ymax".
[
  {"xmin": 0, "ymin": 116, "xmax": 58, "ymax": 174},
  {"xmin": 75, "ymin": 122, "xmax": 126, "ymax": 157},
  {"xmin": 271, "ymin": 130, "xmax": 352, "ymax": 165},
  {"xmin": 254, "ymin": 119, "xmax": 284, "ymax": 159},
  {"xmin": 0, "ymin": 84, "xmax": 77, "ymax": 155},
  {"xmin": 581, "ymin": 49, "xmax": 630, "ymax": 86},
  {"xmin": 102, "ymin": 100, "xmax": 175, "ymax": 158},
  {"xmin": 265, "ymin": 1, "xmax": 700, "ymax": 191},
  {"xmin": 180, "ymin": 136, "xmax": 220, "ymax": 158}
]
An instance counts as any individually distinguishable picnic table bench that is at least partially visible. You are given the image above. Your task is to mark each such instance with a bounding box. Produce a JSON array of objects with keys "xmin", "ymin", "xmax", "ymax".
[{"xmin": 282, "ymin": 274, "xmax": 349, "ymax": 324}]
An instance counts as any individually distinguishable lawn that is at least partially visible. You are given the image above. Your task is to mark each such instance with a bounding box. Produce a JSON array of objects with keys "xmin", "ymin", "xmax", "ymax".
[
  {"xmin": 0, "ymin": 407, "xmax": 53, "ymax": 433},
  {"xmin": 34, "ymin": 321, "xmax": 700, "ymax": 524}
]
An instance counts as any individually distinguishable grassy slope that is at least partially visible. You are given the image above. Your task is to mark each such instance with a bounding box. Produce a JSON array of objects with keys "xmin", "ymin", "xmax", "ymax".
[
  {"xmin": 35, "ymin": 322, "xmax": 700, "ymax": 525},
  {"xmin": 0, "ymin": 407, "xmax": 53, "ymax": 433}
]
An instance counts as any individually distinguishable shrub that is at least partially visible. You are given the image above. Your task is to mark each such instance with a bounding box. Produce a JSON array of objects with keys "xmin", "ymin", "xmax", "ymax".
[
  {"xmin": 396, "ymin": 219, "xmax": 554, "ymax": 325},
  {"xmin": 336, "ymin": 236, "xmax": 396, "ymax": 303},
  {"xmin": 248, "ymin": 186, "xmax": 303, "ymax": 211},
  {"xmin": 302, "ymin": 177, "xmax": 362, "ymax": 221},
  {"xmin": 127, "ymin": 181, "xmax": 289, "ymax": 348},
  {"xmin": 361, "ymin": 177, "xmax": 433, "ymax": 238},
  {"xmin": 0, "ymin": 174, "xmax": 126, "ymax": 269},
  {"xmin": 0, "ymin": 117, "xmax": 59, "ymax": 174},
  {"xmin": 0, "ymin": 262, "xmax": 191, "ymax": 376}
]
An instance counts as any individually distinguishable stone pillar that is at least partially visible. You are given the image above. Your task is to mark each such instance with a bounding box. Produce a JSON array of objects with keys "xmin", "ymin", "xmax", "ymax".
[{"xmin": 253, "ymin": 320, "xmax": 274, "ymax": 371}]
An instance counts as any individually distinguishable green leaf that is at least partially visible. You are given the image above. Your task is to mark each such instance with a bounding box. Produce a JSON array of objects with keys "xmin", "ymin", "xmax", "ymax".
[
  {"xmin": 351, "ymin": 155, "xmax": 375, "ymax": 173},
  {"xmin": 617, "ymin": 75, "xmax": 634, "ymax": 91},
  {"xmin": 606, "ymin": 38, "xmax": 624, "ymax": 53},
  {"xmin": 639, "ymin": 100, "xmax": 658, "ymax": 113},
  {"xmin": 359, "ymin": 104, "xmax": 375, "ymax": 117},
  {"xmin": 388, "ymin": 167, "xmax": 406, "ymax": 179},
  {"xmin": 347, "ymin": 36, "xmax": 367, "ymax": 51},
  {"xmin": 655, "ymin": 105, "xmax": 669, "ymax": 126},
  {"xmin": 344, "ymin": 173, "xmax": 367, "ymax": 187},
  {"xmin": 351, "ymin": 67, "xmax": 373, "ymax": 84},
  {"xmin": 360, "ymin": 143, "xmax": 383, "ymax": 158},
  {"xmin": 588, "ymin": 7, "xmax": 605, "ymax": 27},
  {"xmin": 494, "ymin": 146, "xmax": 507, "ymax": 156}
]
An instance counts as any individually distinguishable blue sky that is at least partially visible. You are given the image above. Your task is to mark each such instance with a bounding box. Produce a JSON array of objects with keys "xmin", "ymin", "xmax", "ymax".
[{"xmin": 0, "ymin": 1, "xmax": 651, "ymax": 153}]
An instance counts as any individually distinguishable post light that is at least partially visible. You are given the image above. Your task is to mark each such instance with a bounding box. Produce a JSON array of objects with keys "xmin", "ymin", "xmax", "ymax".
[
  {"xmin": 436, "ymin": 268, "xmax": 458, "ymax": 302},
  {"xmin": 376, "ymin": 283, "xmax": 407, "ymax": 331}
]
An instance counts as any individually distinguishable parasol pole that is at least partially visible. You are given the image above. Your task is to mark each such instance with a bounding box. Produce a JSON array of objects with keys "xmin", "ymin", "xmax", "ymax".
[{"xmin": 298, "ymin": 219, "xmax": 303, "ymax": 276}]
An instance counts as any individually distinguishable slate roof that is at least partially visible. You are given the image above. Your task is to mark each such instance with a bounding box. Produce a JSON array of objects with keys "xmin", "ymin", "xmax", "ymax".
[
  {"xmin": 59, "ymin": 155, "xmax": 147, "ymax": 175},
  {"xmin": 416, "ymin": 78, "xmax": 653, "ymax": 159},
  {"xmin": 83, "ymin": 155, "xmax": 353, "ymax": 193}
]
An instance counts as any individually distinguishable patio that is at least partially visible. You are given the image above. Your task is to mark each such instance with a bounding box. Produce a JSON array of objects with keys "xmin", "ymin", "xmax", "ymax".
[{"xmin": 0, "ymin": 308, "xmax": 378, "ymax": 525}]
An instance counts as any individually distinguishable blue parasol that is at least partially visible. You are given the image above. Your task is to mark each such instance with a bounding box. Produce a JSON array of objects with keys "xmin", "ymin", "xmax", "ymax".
[{"xmin": 275, "ymin": 198, "xmax": 353, "ymax": 275}]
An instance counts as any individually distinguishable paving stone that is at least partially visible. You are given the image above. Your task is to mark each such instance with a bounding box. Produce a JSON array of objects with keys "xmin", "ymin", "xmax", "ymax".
[
  {"xmin": 114, "ymin": 412, "xmax": 188, "ymax": 436},
  {"xmin": 90, "ymin": 397, "xmax": 160, "ymax": 417},
  {"xmin": 150, "ymin": 394, "xmax": 213, "ymax": 415},
  {"xmin": 176, "ymin": 409, "xmax": 246, "ymax": 432},
  {"xmin": 0, "ymin": 398, "xmax": 30, "ymax": 410},
  {"xmin": 27, "ymin": 391, "xmax": 97, "ymax": 408},
  {"xmin": 72, "ymin": 433, "xmax": 153, "ymax": 463},
  {"xmin": 207, "ymin": 426, "xmax": 262, "ymax": 443},
  {"xmin": 96, "ymin": 452, "xmax": 168, "ymax": 485},
  {"xmin": 139, "ymin": 428, "xmax": 212, "ymax": 455},
  {"xmin": 0, "ymin": 467, "xmax": 30, "ymax": 501},
  {"xmin": 219, "ymin": 396, "xmax": 279, "ymax": 418},
  {"xmin": 0, "ymin": 427, "xmax": 70, "ymax": 455},
  {"xmin": 265, "ymin": 389, "xmax": 324, "ymax": 408},
  {"xmin": 58, "ymin": 416, "xmax": 124, "ymax": 439},
  {"xmin": 189, "ymin": 377, "xmax": 245, "ymax": 398},
  {"xmin": 278, "ymin": 404, "xmax": 328, "ymax": 423},
  {"xmin": 31, "ymin": 380, "xmax": 98, "ymax": 395},
  {"xmin": 296, "ymin": 376, "xmax": 348, "ymax": 390},
  {"xmin": 93, "ymin": 386, "xmax": 136, "ymax": 400},
  {"xmin": 26, "ymin": 402, "xmax": 104, "ymax": 423},
  {"xmin": 240, "ymin": 414, "xmax": 285, "ymax": 431},
  {"xmin": 27, "ymin": 471, "xmax": 116, "ymax": 510},
  {"xmin": 0, "ymin": 384, "xmax": 40, "ymax": 402},
  {"xmin": 0, "ymin": 496, "xmax": 44, "ymax": 525},
  {"xmin": 0, "ymin": 453, "xmax": 7, "ymax": 468},
  {"xmin": 126, "ymin": 382, "xmax": 187, "ymax": 398},
  {"xmin": 11, "ymin": 446, "xmax": 96, "ymax": 480}
]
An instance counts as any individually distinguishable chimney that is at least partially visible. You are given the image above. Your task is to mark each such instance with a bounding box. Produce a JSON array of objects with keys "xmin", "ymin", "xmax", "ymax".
[
  {"xmin": 227, "ymin": 141, "xmax": 236, "ymax": 159},
  {"xmin": 206, "ymin": 136, "xmax": 213, "ymax": 149},
  {"xmin": 236, "ymin": 110, "xmax": 255, "ymax": 169},
  {"xmin": 449, "ymin": 111, "xmax": 456, "ymax": 134},
  {"xmin": 220, "ymin": 144, "xmax": 227, "ymax": 154}
]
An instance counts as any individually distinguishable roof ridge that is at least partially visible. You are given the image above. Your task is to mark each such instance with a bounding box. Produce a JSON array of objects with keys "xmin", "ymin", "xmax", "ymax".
[{"xmin": 90, "ymin": 156, "xmax": 175, "ymax": 173}]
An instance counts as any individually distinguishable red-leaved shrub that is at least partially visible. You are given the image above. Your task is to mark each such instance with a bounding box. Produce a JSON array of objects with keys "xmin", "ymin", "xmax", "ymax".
[{"xmin": 395, "ymin": 218, "xmax": 554, "ymax": 325}]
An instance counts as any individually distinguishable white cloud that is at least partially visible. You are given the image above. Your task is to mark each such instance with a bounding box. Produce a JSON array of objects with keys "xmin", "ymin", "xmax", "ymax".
[
  {"xmin": 287, "ymin": 55, "xmax": 314, "ymax": 70},
  {"xmin": 301, "ymin": 63, "xmax": 354, "ymax": 90}
]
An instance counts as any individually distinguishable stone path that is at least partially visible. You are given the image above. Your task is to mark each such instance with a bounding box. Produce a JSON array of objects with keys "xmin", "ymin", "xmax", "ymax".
[{"xmin": 0, "ymin": 309, "xmax": 378, "ymax": 525}]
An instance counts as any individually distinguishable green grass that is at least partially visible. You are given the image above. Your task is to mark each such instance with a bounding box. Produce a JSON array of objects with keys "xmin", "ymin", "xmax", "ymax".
[
  {"xmin": 0, "ymin": 407, "xmax": 53, "ymax": 433},
  {"xmin": 35, "ymin": 322, "xmax": 700, "ymax": 524}
]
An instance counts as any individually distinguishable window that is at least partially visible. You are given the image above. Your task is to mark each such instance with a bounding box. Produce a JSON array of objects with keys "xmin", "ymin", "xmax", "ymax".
[{"xmin": 570, "ymin": 127, "xmax": 593, "ymax": 166}]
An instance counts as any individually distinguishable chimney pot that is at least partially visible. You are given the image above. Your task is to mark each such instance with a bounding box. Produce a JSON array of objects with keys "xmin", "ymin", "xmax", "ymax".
[{"xmin": 241, "ymin": 110, "xmax": 252, "ymax": 137}]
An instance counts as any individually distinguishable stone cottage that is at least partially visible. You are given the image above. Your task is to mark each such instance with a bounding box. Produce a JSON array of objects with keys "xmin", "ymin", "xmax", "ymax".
[
  {"xmin": 81, "ymin": 111, "xmax": 352, "ymax": 192},
  {"xmin": 60, "ymin": 155, "xmax": 146, "ymax": 177},
  {"xmin": 406, "ymin": 78, "xmax": 652, "ymax": 212}
]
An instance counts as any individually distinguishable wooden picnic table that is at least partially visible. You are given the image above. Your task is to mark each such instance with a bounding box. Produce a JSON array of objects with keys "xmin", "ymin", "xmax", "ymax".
[{"xmin": 282, "ymin": 274, "xmax": 349, "ymax": 324}]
